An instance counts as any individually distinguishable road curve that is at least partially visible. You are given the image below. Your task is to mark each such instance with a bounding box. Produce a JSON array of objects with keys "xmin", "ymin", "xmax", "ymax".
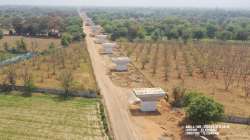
[{"xmin": 83, "ymin": 25, "xmax": 142, "ymax": 140}]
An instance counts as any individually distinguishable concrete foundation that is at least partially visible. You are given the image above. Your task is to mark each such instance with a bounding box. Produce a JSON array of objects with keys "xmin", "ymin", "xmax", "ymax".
[
  {"xmin": 132, "ymin": 88, "xmax": 166, "ymax": 112},
  {"xmin": 95, "ymin": 35, "xmax": 108, "ymax": 44},
  {"xmin": 102, "ymin": 43, "xmax": 116, "ymax": 54},
  {"xmin": 140, "ymin": 101, "xmax": 157, "ymax": 112},
  {"xmin": 112, "ymin": 57, "xmax": 130, "ymax": 71}
]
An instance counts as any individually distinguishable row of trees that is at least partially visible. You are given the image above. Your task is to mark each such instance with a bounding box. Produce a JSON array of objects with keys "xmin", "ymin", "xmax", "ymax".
[
  {"xmin": 1, "ymin": 42, "xmax": 90, "ymax": 97},
  {"xmin": 87, "ymin": 8, "xmax": 250, "ymax": 42},
  {"xmin": 11, "ymin": 15, "xmax": 84, "ymax": 39},
  {"xmin": 0, "ymin": 7, "xmax": 85, "ymax": 41},
  {"xmin": 120, "ymin": 40, "xmax": 250, "ymax": 97}
]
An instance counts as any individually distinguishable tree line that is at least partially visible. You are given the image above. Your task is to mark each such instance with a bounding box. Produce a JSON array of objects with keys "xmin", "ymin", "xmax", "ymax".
[
  {"xmin": 0, "ymin": 6, "xmax": 85, "ymax": 42},
  {"xmin": 86, "ymin": 8, "xmax": 250, "ymax": 42}
]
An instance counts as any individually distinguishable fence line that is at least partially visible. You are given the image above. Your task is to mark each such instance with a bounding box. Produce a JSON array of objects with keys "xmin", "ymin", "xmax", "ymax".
[{"xmin": 223, "ymin": 115, "xmax": 250, "ymax": 125}]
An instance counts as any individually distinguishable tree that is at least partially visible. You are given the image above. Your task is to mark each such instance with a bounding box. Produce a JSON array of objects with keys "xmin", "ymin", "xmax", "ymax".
[
  {"xmin": 152, "ymin": 44, "xmax": 159, "ymax": 75},
  {"xmin": 0, "ymin": 30, "xmax": 3, "ymax": 39},
  {"xmin": 3, "ymin": 65, "xmax": 17, "ymax": 90},
  {"xmin": 217, "ymin": 30, "xmax": 233, "ymax": 40},
  {"xmin": 235, "ymin": 30, "xmax": 249, "ymax": 41},
  {"xmin": 21, "ymin": 67, "xmax": 35, "ymax": 96},
  {"xmin": 141, "ymin": 55, "xmax": 149, "ymax": 70},
  {"xmin": 48, "ymin": 42, "xmax": 56, "ymax": 53},
  {"xmin": 192, "ymin": 27, "xmax": 206, "ymax": 40},
  {"xmin": 172, "ymin": 86, "xmax": 186, "ymax": 107},
  {"xmin": 12, "ymin": 17, "xmax": 23, "ymax": 35},
  {"xmin": 61, "ymin": 33, "xmax": 72, "ymax": 47},
  {"xmin": 16, "ymin": 38, "xmax": 27, "ymax": 53},
  {"xmin": 151, "ymin": 29, "xmax": 161, "ymax": 41},
  {"xmin": 167, "ymin": 27, "xmax": 178, "ymax": 39},
  {"xmin": 3, "ymin": 42, "xmax": 9, "ymax": 52},
  {"xmin": 181, "ymin": 28, "xmax": 192, "ymax": 44},
  {"xmin": 206, "ymin": 23, "xmax": 218, "ymax": 39},
  {"xmin": 222, "ymin": 52, "xmax": 239, "ymax": 91},
  {"xmin": 186, "ymin": 96, "xmax": 224, "ymax": 125},
  {"xmin": 23, "ymin": 77, "xmax": 35, "ymax": 96},
  {"xmin": 59, "ymin": 70, "xmax": 74, "ymax": 97}
]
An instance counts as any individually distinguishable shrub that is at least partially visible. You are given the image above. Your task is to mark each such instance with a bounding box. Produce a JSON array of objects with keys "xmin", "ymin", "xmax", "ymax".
[
  {"xmin": 183, "ymin": 91, "xmax": 201, "ymax": 107},
  {"xmin": 186, "ymin": 96, "xmax": 224, "ymax": 125},
  {"xmin": 61, "ymin": 33, "xmax": 73, "ymax": 47}
]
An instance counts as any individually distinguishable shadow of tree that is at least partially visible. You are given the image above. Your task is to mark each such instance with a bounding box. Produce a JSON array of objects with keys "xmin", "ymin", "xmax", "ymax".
[{"xmin": 52, "ymin": 94, "xmax": 73, "ymax": 102}]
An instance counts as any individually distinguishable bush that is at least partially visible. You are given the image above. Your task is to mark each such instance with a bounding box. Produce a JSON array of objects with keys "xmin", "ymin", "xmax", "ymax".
[
  {"xmin": 186, "ymin": 96, "xmax": 224, "ymax": 125},
  {"xmin": 61, "ymin": 33, "xmax": 73, "ymax": 47},
  {"xmin": 183, "ymin": 91, "xmax": 201, "ymax": 107}
]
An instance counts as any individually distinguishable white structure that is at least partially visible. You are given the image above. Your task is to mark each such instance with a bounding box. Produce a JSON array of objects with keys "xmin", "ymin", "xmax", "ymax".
[
  {"xmin": 132, "ymin": 88, "xmax": 166, "ymax": 112},
  {"xmin": 91, "ymin": 25, "xmax": 102, "ymax": 35},
  {"xmin": 102, "ymin": 43, "xmax": 116, "ymax": 54},
  {"xmin": 95, "ymin": 35, "xmax": 108, "ymax": 44},
  {"xmin": 111, "ymin": 57, "xmax": 130, "ymax": 71},
  {"xmin": 85, "ymin": 18, "xmax": 94, "ymax": 26}
]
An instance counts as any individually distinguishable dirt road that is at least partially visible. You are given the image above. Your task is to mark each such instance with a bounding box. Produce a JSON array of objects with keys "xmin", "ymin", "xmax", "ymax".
[{"xmin": 84, "ymin": 26, "xmax": 143, "ymax": 140}]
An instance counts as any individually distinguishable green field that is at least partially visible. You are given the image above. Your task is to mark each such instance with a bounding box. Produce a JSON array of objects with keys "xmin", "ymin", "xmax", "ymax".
[{"xmin": 0, "ymin": 92, "xmax": 108, "ymax": 140}]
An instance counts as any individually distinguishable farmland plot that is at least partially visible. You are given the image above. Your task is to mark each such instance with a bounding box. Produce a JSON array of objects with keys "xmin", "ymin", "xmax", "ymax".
[
  {"xmin": 0, "ymin": 41, "xmax": 96, "ymax": 91},
  {"xmin": 0, "ymin": 92, "xmax": 108, "ymax": 140},
  {"xmin": 106, "ymin": 40, "xmax": 250, "ymax": 139},
  {"xmin": 116, "ymin": 40, "xmax": 250, "ymax": 117}
]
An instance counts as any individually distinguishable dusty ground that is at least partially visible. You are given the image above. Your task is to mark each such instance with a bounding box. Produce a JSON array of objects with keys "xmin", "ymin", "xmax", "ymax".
[
  {"xmin": 85, "ymin": 26, "xmax": 143, "ymax": 140},
  {"xmin": 108, "ymin": 64, "xmax": 152, "ymax": 88},
  {"xmin": 218, "ymin": 123, "xmax": 250, "ymax": 140}
]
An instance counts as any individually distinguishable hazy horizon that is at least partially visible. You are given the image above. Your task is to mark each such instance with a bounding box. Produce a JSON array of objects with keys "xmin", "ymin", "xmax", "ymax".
[{"xmin": 0, "ymin": 0, "xmax": 250, "ymax": 9}]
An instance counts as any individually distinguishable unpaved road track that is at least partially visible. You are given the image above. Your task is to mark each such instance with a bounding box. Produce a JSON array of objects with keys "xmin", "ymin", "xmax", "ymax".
[{"xmin": 83, "ymin": 26, "xmax": 142, "ymax": 140}]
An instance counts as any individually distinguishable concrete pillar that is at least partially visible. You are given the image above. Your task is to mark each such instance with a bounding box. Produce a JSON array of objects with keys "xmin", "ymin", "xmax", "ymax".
[{"xmin": 140, "ymin": 101, "xmax": 157, "ymax": 112}]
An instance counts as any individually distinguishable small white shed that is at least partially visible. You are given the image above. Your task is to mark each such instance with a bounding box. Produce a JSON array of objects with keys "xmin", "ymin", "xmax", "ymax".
[
  {"xmin": 132, "ymin": 88, "xmax": 166, "ymax": 112},
  {"xmin": 95, "ymin": 35, "xmax": 108, "ymax": 44},
  {"xmin": 111, "ymin": 57, "xmax": 130, "ymax": 71},
  {"xmin": 102, "ymin": 43, "xmax": 116, "ymax": 54}
]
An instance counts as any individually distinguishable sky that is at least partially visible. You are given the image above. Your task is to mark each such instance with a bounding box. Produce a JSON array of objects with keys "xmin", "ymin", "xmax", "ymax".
[{"xmin": 0, "ymin": 0, "xmax": 250, "ymax": 8}]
